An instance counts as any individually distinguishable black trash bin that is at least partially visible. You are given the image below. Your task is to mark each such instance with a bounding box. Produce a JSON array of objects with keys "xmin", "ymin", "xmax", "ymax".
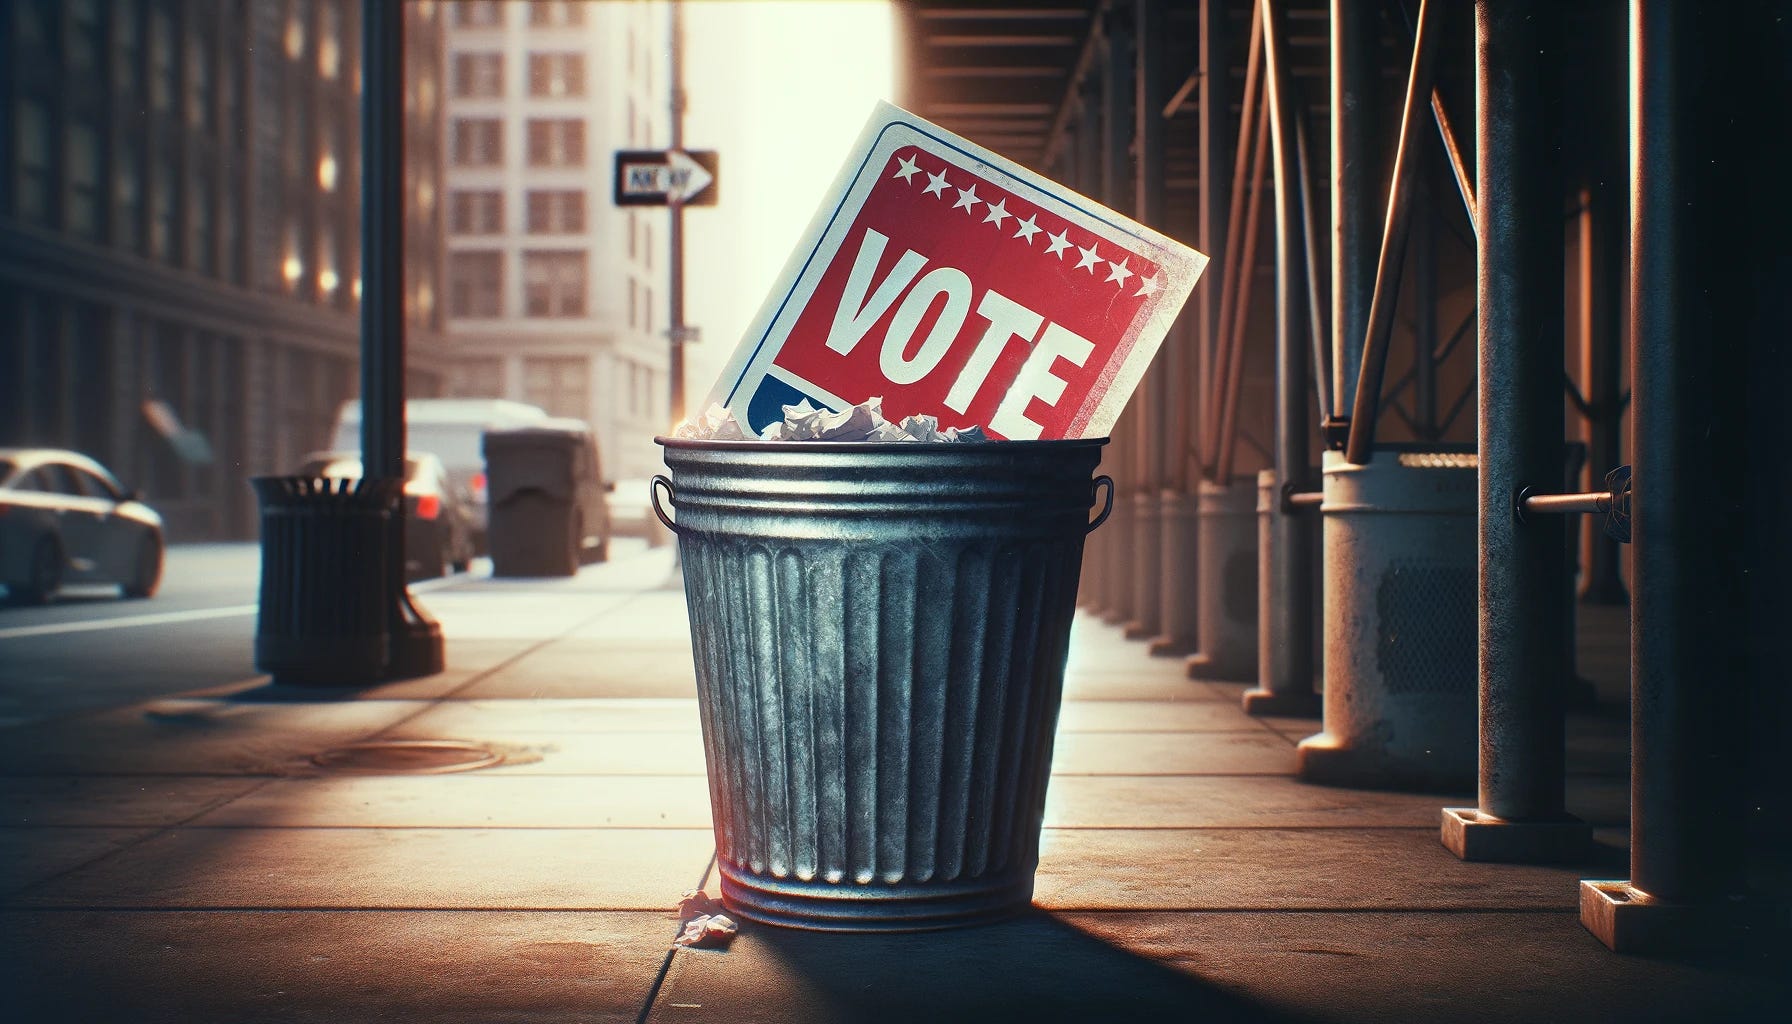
[
  {"xmin": 484, "ymin": 421, "xmax": 610, "ymax": 577},
  {"xmin": 251, "ymin": 475, "xmax": 400, "ymax": 685}
]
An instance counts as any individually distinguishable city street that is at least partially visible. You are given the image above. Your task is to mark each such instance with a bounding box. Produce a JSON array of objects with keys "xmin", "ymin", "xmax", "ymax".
[{"xmin": 0, "ymin": 540, "xmax": 664, "ymax": 727}]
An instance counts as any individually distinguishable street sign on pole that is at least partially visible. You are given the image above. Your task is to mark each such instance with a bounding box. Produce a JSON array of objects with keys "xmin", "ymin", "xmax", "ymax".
[
  {"xmin": 701, "ymin": 102, "xmax": 1208, "ymax": 440},
  {"xmin": 613, "ymin": 149, "xmax": 718, "ymax": 207}
]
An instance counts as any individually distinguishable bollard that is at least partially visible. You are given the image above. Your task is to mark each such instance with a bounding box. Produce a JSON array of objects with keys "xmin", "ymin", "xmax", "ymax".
[
  {"xmin": 1185, "ymin": 476, "xmax": 1259, "ymax": 682},
  {"xmin": 1099, "ymin": 487, "xmax": 1137, "ymax": 626},
  {"xmin": 1242, "ymin": 469, "xmax": 1322, "ymax": 716},
  {"xmin": 655, "ymin": 437, "xmax": 1114, "ymax": 931},
  {"xmin": 1149, "ymin": 489, "xmax": 1199, "ymax": 656},
  {"xmin": 1298, "ymin": 448, "xmax": 1478, "ymax": 791},
  {"xmin": 1123, "ymin": 492, "xmax": 1163, "ymax": 640}
]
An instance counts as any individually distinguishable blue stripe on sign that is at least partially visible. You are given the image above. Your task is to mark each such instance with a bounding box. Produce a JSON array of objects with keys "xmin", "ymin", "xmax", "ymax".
[{"xmin": 747, "ymin": 377, "xmax": 830, "ymax": 434}]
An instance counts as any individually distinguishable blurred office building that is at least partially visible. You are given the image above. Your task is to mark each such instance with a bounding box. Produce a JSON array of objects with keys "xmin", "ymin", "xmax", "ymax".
[
  {"xmin": 441, "ymin": 0, "xmax": 670, "ymax": 480},
  {"xmin": 0, "ymin": 0, "xmax": 449, "ymax": 540}
]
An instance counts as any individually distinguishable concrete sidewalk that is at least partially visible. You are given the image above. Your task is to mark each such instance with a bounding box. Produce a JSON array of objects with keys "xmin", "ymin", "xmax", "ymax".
[{"xmin": 1, "ymin": 545, "xmax": 1784, "ymax": 1022}]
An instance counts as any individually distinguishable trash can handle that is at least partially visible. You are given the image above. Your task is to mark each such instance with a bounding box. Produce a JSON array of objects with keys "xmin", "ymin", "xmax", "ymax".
[
  {"xmin": 1088, "ymin": 475, "xmax": 1115, "ymax": 534},
  {"xmin": 650, "ymin": 475, "xmax": 680, "ymax": 535}
]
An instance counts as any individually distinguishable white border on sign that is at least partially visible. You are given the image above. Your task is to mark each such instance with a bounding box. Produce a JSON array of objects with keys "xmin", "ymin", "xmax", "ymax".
[{"xmin": 703, "ymin": 101, "xmax": 1207, "ymax": 439}]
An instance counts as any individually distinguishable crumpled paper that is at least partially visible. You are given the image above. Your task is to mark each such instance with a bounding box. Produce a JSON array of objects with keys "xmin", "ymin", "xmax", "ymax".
[
  {"xmin": 673, "ymin": 890, "xmax": 738, "ymax": 950},
  {"xmin": 677, "ymin": 399, "xmax": 991, "ymax": 443}
]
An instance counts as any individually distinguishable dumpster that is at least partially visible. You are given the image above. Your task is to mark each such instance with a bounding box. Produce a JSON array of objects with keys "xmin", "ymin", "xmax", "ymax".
[
  {"xmin": 654, "ymin": 437, "xmax": 1114, "ymax": 931},
  {"xmin": 484, "ymin": 421, "xmax": 611, "ymax": 577},
  {"xmin": 251, "ymin": 475, "xmax": 400, "ymax": 686}
]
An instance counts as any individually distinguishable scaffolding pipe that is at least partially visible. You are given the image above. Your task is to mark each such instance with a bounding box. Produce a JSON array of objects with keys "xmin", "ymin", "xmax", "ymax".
[
  {"xmin": 1205, "ymin": 2, "xmax": 1264, "ymax": 472},
  {"xmin": 1328, "ymin": 0, "xmax": 1379, "ymax": 436},
  {"xmin": 1441, "ymin": 0, "xmax": 1586, "ymax": 866},
  {"xmin": 1211, "ymin": 100, "xmax": 1269, "ymax": 483},
  {"xmin": 1293, "ymin": 104, "xmax": 1331, "ymax": 425},
  {"xmin": 1187, "ymin": 0, "xmax": 1230, "ymax": 488},
  {"xmin": 1242, "ymin": 0, "xmax": 1320, "ymax": 717},
  {"xmin": 1624, "ymin": 0, "xmax": 1747, "ymax": 912},
  {"xmin": 1344, "ymin": 0, "xmax": 1447, "ymax": 465}
]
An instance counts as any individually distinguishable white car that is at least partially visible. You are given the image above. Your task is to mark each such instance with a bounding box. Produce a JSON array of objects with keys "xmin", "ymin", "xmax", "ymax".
[
  {"xmin": 0, "ymin": 448, "xmax": 165, "ymax": 604},
  {"xmin": 607, "ymin": 477, "xmax": 672, "ymax": 548}
]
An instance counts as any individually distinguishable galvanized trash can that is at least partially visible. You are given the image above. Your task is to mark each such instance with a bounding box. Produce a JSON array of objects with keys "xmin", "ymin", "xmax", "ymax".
[
  {"xmin": 653, "ymin": 438, "xmax": 1113, "ymax": 931},
  {"xmin": 251, "ymin": 475, "xmax": 400, "ymax": 686}
]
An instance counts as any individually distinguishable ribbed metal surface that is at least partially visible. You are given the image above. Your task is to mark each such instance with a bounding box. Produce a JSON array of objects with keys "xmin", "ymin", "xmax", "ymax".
[
  {"xmin": 659, "ymin": 439, "xmax": 1106, "ymax": 931},
  {"xmin": 251, "ymin": 476, "xmax": 398, "ymax": 685}
]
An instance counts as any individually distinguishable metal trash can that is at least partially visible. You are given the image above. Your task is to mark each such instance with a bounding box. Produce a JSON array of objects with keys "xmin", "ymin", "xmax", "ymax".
[
  {"xmin": 484, "ymin": 422, "xmax": 606, "ymax": 577},
  {"xmin": 1297, "ymin": 447, "xmax": 1478, "ymax": 791},
  {"xmin": 1185, "ymin": 476, "xmax": 1259, "ymax": 682},
  {"xmin": 251, "ymin": 475, "xmax": 399, "ymax": 686},
  {"xmin": 653, "ymin": 438, "xmax": 1114, "ymax": 931}
]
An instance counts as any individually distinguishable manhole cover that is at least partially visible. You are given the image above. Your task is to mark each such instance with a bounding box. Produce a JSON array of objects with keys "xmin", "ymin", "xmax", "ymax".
[{"xmin": 311, "ymin": 739, "xmax": 504, "ymax": 775}]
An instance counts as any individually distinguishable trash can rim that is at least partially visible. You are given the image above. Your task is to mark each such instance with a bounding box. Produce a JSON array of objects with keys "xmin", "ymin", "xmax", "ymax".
[{"xmin": 655, "ymin": 436, "xmax": 1109, "ymax": 454}]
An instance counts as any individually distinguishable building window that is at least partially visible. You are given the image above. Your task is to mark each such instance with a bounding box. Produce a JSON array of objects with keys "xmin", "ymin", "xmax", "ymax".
[
  {"xmin": 525, "ymin": 118, "xmax": 584, "ymax": 167},
  {"xmin": 525, "ymin": 190, "xmax": 584, "ymax": 234},
  {"xmin": 528, "ymin": 53, "xmax": 585, "ymax": 97},
  {"xmin": 643, "ymin": 223, "xmax": 653, "ymax": 270},
  {"xmin": 449, "ymin": 190, "xmax": 504, "ymax": 234},
  {"xmin": 68, "ymin": 0, "xmax": 102, "ymax": 74},
  {"xmin": 522, "ymin": 357, "xmax": 589, "ymax": 421},
  {"xmin": 149, "ymin": 7, "xmax": 174, "ymax": 113},
  {"xmin": 112, "ymin": 2, "xmax": 141, "ymax": 93},
  {"xmin": 451, "ymin": 118, "xmax": 503, "ymax": 166},
  {"xmin": 317, "ymin": 0, "xmax": 341, "ymax": 79},
  {"xmin": 448, "ymin": 251, "xmax": 503, "ymax": 317},
  {"xmin": 528, "ymin": 2, "xmax": 586, "ymax": 28},
  {"xmin": 522, "ymin": 251, "xmax": 586, "ymax": 318},
  {"xmin": 451, "ymin": 52, "xmax": 503, "ymax": 98},
  {"xmin": 627, "ymin": 278, "xmax": 638, "ymax": 329},
  {"xmin": 114, "ymin": 140, "xmax": 143, "ymax": 251},
  {"xmin": 186, "ymin": 27, "xmax": 214, "ymax": 130},
  {"xmin": 189, "ymin": 166, "xmax": 214, "ymax": 274},
  {"xmin": 644, "ymin": 286, "xmax": 653, "ymax": 334},
  {"xmin": 65, "ymin": 122, "xmax": 102, "ymax": 238},
  {"xmin": 455, "ymin": 1, "xmax": 504, "ymax": 28},
  {"xmin": 150, "ymin": 169, "xmax": 176, "ymax": 260},
  {"xmin": 450, "ymin": 357, "xmax": 502, "ymax": 398},
  {"xmin": 12, "ymin": 98, "xmax": 51, "ymax": 224}
]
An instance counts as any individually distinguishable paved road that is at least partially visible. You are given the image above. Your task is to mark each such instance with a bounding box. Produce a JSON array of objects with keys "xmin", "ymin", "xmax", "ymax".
[{"xmin": 0, "ymin": 543, "xmax": 493, "ymax": 728}]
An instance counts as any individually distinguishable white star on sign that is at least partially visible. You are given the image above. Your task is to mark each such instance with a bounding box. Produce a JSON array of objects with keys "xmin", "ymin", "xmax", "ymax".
[
  {"xmin": 1135, "ymin": 273, "xmax": 1162, "ymax": 298},
  {"xmin": 1013, "ymin": 214, "xmax": 1042, "ymax": 244},
  {"xmin": 1105, "ymin": 257, "xmax": 1134, "ymax": 287},
  {"xmin": 1075, "ymin": 242, "xmax": 1103, "ymax": 273},
  {"xmin": 1044, "ymin": 229, "xmax": 1073, "ymax": 258},
  {"xmin": 953, "ymin": 185, "xmax": 983, "ymax": 214},
  {"xmin": 982, "ymin": 199, "xmax": 1012, "ymax": 229},
  {"xmin": 923, "ymin": 169, "xmax": 950, "ymax": 198},
  {"xmin": 893, "ymin": 155, "xmax": 921, "ymax": 183}
]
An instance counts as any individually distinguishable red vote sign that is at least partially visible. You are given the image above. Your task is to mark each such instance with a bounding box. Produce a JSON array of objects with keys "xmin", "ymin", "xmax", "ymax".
[{"xmin": 704, "ymin": 103, "xmax": 1208, "ymax": 440}]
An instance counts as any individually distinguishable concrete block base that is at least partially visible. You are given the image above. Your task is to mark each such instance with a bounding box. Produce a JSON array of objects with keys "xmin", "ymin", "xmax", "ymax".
[
  {"xmin": 1240, "ymin": 688, "xmax": 1322, "ymax": 718},
  {"xmin": 1122, "ymin": 621, "xmax": 1156, "ymax": 641},
  {"xmin": 1296, "ymin": 735, "xmax": 1474, "ymax": 794},
  {"xmin": 1185, "ymin": 652, "xmax": 1255, "ymax": 684},
  {"xmin": 1440, "ymin": 808, "xmax": 1591, "ymax": 863},
  {"xmin": 1146, "ymin": 635, "xmax": 1191, "ymax": 658},
  {"xmin": 1579, "ymin": 880, "xmax": 1755, "ymax": 954}
]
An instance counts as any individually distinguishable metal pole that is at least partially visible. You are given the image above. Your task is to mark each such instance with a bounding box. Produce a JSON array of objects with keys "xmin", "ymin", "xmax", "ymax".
[
  {"xmin": 1292, "ymin": 104, "xmax": 1330, "ymax": 426},
  {"xmin": 1205, "ymin": 2, "xmax": 1263, "ymax": 473},
  {"xmin": 1343, "ymin": 0, "xmax": 1445, "ymax": 465},
  {"xmin": 1581, "ymin": 179, "xmax": 1628, "ymax": 603},
  {"xmin": 1441, "ymin": 0, "xmax": 1586, "ymax": 864},
  {"xmin": 1189, "ymin": 0, "xmax": 1229, "ymax": 489},
  {"xmin": 1211, "ymin": 100, "xmax": 1268, "ymax": 483},
  {"xmin": 1328, "ymin": 0, "xmax": 1378, "ymax": 443},
  {"xmin": 361, "ymin": 0, "xmax": 405, "ymax": 600},
  {"xmin": 1242, "ymin": 0, "xmax": 1319, "ymax": 718},
  {"xmin": 1581, "ymin": 0, "xmax": 1749, "ymax": 944},
  {"xmin": 1414, "ymin": 149, "xmax": 1438, "ymax": 441},
  {"xmin": 668, "ymin": 0, "xmax": 686, "ymax": 426}
]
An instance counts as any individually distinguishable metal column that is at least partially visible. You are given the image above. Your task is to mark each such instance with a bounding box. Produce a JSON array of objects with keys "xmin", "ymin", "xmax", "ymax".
[
  {"xmin": 1099, "ymin": 24, "xmax": 1139, "ymax": 628},
  {"xmin": 1580, "ymin": 0, "xmax": 1751, "ymax": 952},
  {"xmin": 1441, "ymin": 0, "xmax": 1587, "ymax": 862},
  {"xmin": 361, "ymin": 0, "xmax": 440, "ymax": 680},
  {"xmin": 1155, "ymin": 0, "xmax": 1231, "ymax": 658},
  {"xmin": 1242, "ymin": 0, "xmax": 1319, "ymax": 717},
  {"xmin": 1124, "ymin": 0, "xmax": 1166, "ymax": 644},
  {"xmin": 1579, "ymin": 182, "xmax": 1628, "ymax": 604},
  {"xmin": 1327, "ymin": 0, "xmax": 1378, "ymax": 443}
]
